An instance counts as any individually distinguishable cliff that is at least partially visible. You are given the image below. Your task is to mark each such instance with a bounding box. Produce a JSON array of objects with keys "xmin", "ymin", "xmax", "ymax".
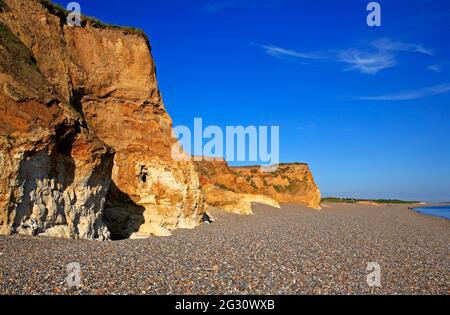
[
  {"xmin": 232, "ymin": 164, "xmax": 322, "ymax": 209},
  {"xmin": 0, "ymin": 0, "xmax": 205, "ymax": 239},
  {"xmin": 195, "ymin": 159, "xmax": 321, "ymax": 213},
  {"xmin": 0, "ymin": 0, "xmax": 321, "ymax": 239}
]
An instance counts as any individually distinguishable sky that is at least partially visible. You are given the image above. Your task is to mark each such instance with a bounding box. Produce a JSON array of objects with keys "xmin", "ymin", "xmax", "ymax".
[{"xmin": 53, "ymin": 0, "xmax": 450, "ymax": 201}]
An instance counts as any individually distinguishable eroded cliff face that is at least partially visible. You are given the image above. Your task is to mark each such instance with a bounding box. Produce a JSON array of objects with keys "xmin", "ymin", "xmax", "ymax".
[
  {"xmin": 195, "ymin": 159, "xmax": 321, "ymax": 213},
  {"xmin": 0, "ymin": 11, "xmax": 113, "ymax": 239},
  {"xmin": 0, "ymin": 0, "xmax": 205, "ymax": 239},
  {"xmin": 232, "ymin": 164, "xmax": 322, "ymax": 209}
]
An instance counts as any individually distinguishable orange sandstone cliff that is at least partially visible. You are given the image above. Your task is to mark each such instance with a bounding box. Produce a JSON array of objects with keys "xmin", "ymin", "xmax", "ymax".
[
  {"xmin": 194, "ymin": 159, "xmax": 322, "ymax": 213},
  {"xmin": 0, "ymin": 0, "xmax": 321, "ymax": 239},
  {"xmin": 0, "ymin": 0, "xmax": 205, "ymax": 239}
]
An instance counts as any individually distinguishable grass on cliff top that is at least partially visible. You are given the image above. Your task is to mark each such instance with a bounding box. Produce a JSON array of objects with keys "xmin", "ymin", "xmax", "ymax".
[
  {"xmin": 322, "ymin": 197, "xmax": 420, "ymax": 204},
  {"xmin": 0, "ymin": 0, "xmax": 9, "ymax": 12},
  {"xmin": 0, "ymin": 23, "xmax": 39, "ymax": 70},
  {"xmin": 39, "ymin": 0, "xmax": 146, "ymax": 36}
]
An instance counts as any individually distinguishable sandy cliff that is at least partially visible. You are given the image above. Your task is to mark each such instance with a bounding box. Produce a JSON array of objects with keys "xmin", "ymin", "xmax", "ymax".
[
  {"xmin": 232, "ymin": 164, "xmax": 322, "ymax": 209},
  {"xmin": 0, "ymin": 0, "xmax": 321, "ymax": 239},
  {"xmin": 0, "ymin": 0, "xmax": 205, "ymax": 239},
  {"xmin": 195, "ymin": 159, "xmax": 321, "ymax": 213}
]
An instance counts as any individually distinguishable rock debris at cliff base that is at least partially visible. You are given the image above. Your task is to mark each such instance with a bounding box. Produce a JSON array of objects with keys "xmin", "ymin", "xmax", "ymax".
[{"xmin": 1, "ymin": 203, "xmax": 448, "ymax": 295}]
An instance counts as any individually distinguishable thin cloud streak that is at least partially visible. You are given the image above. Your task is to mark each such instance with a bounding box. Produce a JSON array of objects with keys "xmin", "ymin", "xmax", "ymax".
[
  {"xmin": 372, "ymin": 38, "xmax": 433, "ymax": 56},
  {"xmin": 253, "ymin": 38, "xmax": 433, "ymax": 74},
  {"xmin": 353, "ymin": 83, "xmax": 450, "ymax": 101},
  {"xmin": 250, "ymin": 43, "xmax": 323, "ymax": 60},
  {"xmin": 338, "ymin": 49, "xmax": 397, "ymax": 75},
  {"xmin": 428, "ymin": 64, "xmax": 442, "ymax": 73}
]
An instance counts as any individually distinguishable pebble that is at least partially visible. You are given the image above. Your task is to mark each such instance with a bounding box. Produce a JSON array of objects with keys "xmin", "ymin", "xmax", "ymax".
[{"xmin": 0, "ymin": 203, "xmax": 448, "ymax": 295}]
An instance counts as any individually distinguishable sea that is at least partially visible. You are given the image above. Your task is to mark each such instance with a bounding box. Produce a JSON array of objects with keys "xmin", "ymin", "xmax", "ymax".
[{"xmin": 412, "ymin": 205, "xmax": 450, "ymax": 220}]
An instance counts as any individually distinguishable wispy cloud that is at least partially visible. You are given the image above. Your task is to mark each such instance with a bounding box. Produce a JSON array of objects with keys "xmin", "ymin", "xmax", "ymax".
[
  {"xmin": 428, "ymin": 64, "xmax": 442, "ymax": 73},
  {"xmin": 372, "ymin": 38, "xmax": 433, "ymax": 56},
  {"xmin": 250, "ymin": 43, "xmax": 322, "ymax": 60},
  {"xmin": 338, "ymin": 49, "xmax": 397, "ymax": 75},
  {"xmin": 253, "ymin": 38, "xmax": 433, "ymax": 75},
  {"xmin": 353, "ymin": 83, "xmax": 450, "ymax": 101}
]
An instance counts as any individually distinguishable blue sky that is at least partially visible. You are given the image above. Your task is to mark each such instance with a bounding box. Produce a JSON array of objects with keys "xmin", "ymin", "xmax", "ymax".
[{"xmin": 53, "ymin": 0, "xmax": 450, "ymax": 201}]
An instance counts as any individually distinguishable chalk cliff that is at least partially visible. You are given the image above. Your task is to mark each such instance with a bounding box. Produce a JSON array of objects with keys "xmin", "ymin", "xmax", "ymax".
[
  {"xmin": 0, "ymin": 0, "xmax": 205, "ymax": 239},
  {"xmin": 195, "ymin": 159, "xmax": 321, "ymax": 213}
]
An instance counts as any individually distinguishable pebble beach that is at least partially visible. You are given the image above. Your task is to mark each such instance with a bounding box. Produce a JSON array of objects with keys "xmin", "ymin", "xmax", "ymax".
[{"xmin": 1, "ymin": 203, "xmax": 449, "ymax": 295}]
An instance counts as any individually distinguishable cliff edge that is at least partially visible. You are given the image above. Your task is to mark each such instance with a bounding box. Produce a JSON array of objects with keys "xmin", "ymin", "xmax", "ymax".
[{"xmin": 0, "ymin": 0, "xmax": 205, "ymax": 239}]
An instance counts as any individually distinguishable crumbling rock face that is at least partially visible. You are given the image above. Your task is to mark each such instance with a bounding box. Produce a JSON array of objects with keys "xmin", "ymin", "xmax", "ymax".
[
  {"xmin": 0, "ymin": 13, "xmax": 114, "ymax": 239},
  {"xmin": 61, "ymin": 15, "xmax": 205, "ymax": 238},
  {"xmin": 232, "ymin": 164, "xmax": 322, "ymax": 209},
  {"xmin": 0, "ymin": 0, "xmax": 205, "ymax": 239},
  {"xmin": 0, "ymin": 133, "xmax": 114, "ymax": 240},
  {"xmin": 195, "ymin": 159, "xmax": 321, "ymax": 212}
]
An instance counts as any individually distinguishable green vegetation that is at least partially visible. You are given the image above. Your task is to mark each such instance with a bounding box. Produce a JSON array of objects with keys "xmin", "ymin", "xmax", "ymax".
[
  {"xmin": 274, "ymin": 185, "xmax": 283, "ymax": 193},
  {"xmin": 321, "ymin": 197, "xmax": 420, "ymax": 204},
  {"xmin": 41, "ymin": 0, "xmax": 68, "ymax": 13},
  {"xmin": 273, "ymin": 180, "xmax": 303, "ymax": 194},
  {"xmin": 214, "ymin": 183, "xmax": 235, "ymax": 192},
  {"xmin": 39, "ymin": 0, "xmax": 146, "ymax": 36},
  {"xmin": 0, "ymin": 23, "xmax": 39, "ymax": 71},
  {"xmin": 249, "ymin": 179, "xmax": 258, "ymax": 190},
  {"xmin": 196, "ymin": 165, "xmax": 215, "ymax": 176},
  {"xmin": 83, "ymin": 15, "xmax": 146, "ymax": 35},
  {"xmin": 243, "ymin": 175, "xmax": 259, "ymax": 190}
]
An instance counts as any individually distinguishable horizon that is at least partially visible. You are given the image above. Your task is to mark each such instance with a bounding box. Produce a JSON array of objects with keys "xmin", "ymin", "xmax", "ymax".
[{"xmin": 52, "ymin": 0, "xmax": 450, "ymax": 202}]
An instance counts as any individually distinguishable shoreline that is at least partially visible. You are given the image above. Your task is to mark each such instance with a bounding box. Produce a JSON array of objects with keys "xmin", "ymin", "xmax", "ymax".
[{"xmin": 409, "ymin": 203, "xmax": 450, "ymax": 221}]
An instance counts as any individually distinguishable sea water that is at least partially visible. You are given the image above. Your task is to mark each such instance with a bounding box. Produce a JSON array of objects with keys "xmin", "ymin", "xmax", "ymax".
[{"xmin": 412, "ymin": 205, "xmax": 450, "ymax": 220}]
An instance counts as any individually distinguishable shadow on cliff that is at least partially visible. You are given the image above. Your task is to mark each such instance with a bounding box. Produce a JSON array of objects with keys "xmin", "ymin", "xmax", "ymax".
[
  {"xmin": 103, "ymin": 182, "xmax": 145, "ymax": 240},
  {"xmin": 13, "ymin": 146, "xmax": 76, "ymax": 235}
]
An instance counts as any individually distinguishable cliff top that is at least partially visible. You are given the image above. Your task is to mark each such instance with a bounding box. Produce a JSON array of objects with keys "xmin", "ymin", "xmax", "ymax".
[
  {"xmin": 231, "ymin": 163, "xmax": 309, "ymax": 169},
  {"xmin": 37, "ymin": 0, "xmax": 147, "ymax": 37},
  {"xmin": 192, "ymin": 157, "xmax": 309, "ymax": 168}
]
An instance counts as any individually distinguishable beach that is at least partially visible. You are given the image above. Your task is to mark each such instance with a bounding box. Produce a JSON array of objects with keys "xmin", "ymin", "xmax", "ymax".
[{"xmin": 0, "ymin": 203, "xmax": 448, "ymax": 295}]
